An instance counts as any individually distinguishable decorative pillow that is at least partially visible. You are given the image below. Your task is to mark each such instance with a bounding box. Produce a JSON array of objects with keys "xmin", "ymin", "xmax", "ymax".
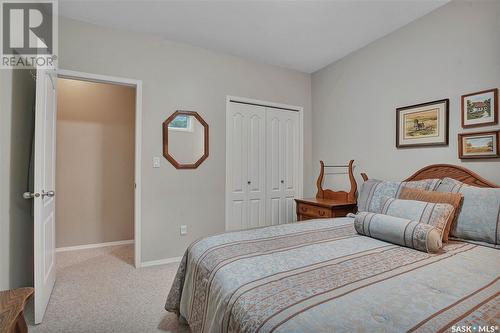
[
  {"xmin": 398, "ymin": 187, "xmax": 463, "ymax": 242},
  {"xmin": 379, "ymin": 196, "xmax": 454, "ymax": 241},
  {"xmin": 352, "ymin": 212, "xmax": 442, "ymax": 253},
  {"xmin": 436, "ymin": 177, "xmax": 500, "ymax": 245},
  {"xmin": 358, "ymin": 178, "xmax": 442, "ymax": 214}
]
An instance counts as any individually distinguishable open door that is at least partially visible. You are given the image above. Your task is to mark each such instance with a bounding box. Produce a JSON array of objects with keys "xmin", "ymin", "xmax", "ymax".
[{"xmin": 33, "ymin": 68, "xmax": 57, "ymax": 323}]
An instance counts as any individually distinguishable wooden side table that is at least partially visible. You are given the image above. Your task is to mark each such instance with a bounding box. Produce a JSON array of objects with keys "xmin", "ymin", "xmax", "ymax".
[
  {"xmin": 295, "ymin": 159, "xmax": 357, "ymax": 221},
  {"xmin": 295, "ymin": 198, "xmax": 356, "ymax": 221},
  {"xmin": 0, "ymin": 287, "xmax": 34, "ymax": 333}
]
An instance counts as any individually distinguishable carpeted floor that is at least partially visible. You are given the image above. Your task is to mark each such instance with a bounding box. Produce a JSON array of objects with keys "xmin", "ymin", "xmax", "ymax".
[{"xmin": 26, "ymin": 244, "xmax": 190, "ymax": 333}]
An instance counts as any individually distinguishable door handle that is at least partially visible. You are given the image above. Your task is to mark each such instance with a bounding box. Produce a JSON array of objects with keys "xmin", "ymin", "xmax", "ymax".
[
  {"xmin": 41, "ymin": 190, "xmax": 55, "ymax": 198},
  {"xmin": 23, "ymin": 192, "xmax": 40, "ymax": 199}
]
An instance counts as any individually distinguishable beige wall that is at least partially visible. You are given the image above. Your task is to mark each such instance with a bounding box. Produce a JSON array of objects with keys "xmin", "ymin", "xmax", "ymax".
[
  {"xmin": 0, "ymin": 69, "xmax": 35, "ymax": 289},
  {"xmin": 58, "ymin": 17, "xmax": 312, "ymax": 262},
  {"xmin": 56, "ymin": 79, "xmax": 135, "ymax": 247},
  {"xmin": 312, "ymin": 0, "xmax": 500, "ymax": 187}
]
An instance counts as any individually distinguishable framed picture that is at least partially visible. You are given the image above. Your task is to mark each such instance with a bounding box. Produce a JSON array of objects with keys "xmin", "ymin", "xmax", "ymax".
[
  {"xmin": 396, "ymin": 99, "xmax": 449, "ymax": 148},
  {"xmin": 461, "ymin": 88, "xmax": 498, "ymax": 128},
  {"xmin": 458, "ymin": 130, "xmax": 500, "ymax": 159}
]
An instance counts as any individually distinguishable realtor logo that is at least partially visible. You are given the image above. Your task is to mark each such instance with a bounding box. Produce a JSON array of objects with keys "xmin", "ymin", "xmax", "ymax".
[{"xmin": 1, "ymin": 0, "xmax": 58, "ymax": 68}]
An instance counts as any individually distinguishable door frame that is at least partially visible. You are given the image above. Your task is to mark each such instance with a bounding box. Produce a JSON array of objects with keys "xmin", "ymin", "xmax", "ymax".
[
  {"xmin": 225, "ymin": 95, "xmax": 304, "ymax": 231},
  {"xmin": 57, "ymin": 69, "xmax": 143, "ymax": 268}
]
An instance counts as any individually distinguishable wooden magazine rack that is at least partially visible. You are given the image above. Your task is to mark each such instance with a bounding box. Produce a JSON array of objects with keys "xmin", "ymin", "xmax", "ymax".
[{"xmin": 316, "ymin": 160, "xmax": 357, "ymax": 203}]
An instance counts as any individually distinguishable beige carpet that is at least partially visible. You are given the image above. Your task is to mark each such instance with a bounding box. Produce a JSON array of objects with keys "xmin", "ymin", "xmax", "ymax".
[{"xmin": 27, "ymin": 244, "xmax": 190, "ymax": 333}]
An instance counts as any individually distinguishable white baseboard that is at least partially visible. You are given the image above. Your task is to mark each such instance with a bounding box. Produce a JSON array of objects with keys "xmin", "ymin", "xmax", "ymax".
[
  {"xmin": 140, "ymin": 256, "xmax": 182, "ymax": 267},
  {"xmin": 56, "ymin": 239, "xmax": 134, "ymax": 253}
]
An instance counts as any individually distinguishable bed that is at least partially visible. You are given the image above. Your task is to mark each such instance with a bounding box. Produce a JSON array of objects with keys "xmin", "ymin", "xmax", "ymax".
[{"xmin": 166, "ymin": 164, "xmax": 500, "ymax": 333}]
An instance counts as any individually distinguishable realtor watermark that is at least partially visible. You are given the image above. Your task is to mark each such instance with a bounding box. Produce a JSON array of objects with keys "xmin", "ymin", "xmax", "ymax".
[
  {"xmin": 1, "ymin": 0, "xmax": 58, "ymax": 69},
  {"xmin": 451, "ymin": 325, "xmax": 499, "ymax": 333}
]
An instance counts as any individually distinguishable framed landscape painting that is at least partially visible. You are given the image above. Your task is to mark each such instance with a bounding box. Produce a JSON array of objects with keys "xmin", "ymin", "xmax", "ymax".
[
  {"xmin": 396, "ymin": 99, "xmax": 449, "ymax": 148},
  {"xmin": 458, "ymin": 130, "xmax": 500, "ymax": 159},
  {"xmin": 461, "ymin": 88, "xmax": 498, "ymax": 128}
]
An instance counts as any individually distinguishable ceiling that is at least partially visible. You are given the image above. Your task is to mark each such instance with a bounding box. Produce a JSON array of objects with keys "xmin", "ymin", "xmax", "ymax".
[{"xmin": 59, "ymin": 0, "xmax": 448, "ymax": 73}]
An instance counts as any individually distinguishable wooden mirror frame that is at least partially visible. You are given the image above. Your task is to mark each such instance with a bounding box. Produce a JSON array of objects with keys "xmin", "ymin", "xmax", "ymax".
[{"xmin": 162, "ymin": 110, "xmax": 209, "ymax": 169}]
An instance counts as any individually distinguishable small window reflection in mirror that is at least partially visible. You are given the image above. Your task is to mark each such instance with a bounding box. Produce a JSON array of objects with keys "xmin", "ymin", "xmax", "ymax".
[{"xmin": 168, "ymin": 114, "xmax": 193, "ymax": 132}]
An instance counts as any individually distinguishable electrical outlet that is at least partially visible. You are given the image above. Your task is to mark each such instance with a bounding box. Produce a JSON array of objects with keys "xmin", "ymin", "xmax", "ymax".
[
  {"xmin": 153, "ymin": 157, "xmax": 161, "ymax": 168},
  {"xmin": 180, "ymin": 225, "xmax": 187, "ymax": 236}
]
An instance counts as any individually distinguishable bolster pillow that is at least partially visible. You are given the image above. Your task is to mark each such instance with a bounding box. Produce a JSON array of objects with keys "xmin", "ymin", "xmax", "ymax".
[{"xmin": 351, "ymin": 212, "xmax": 442, "ymax": 253}]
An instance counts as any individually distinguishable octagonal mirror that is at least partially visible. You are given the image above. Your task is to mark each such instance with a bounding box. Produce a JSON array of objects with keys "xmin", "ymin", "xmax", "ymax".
[{"xmin": 162, "ymin": 111, "xmax": 209, "ymax": 169}]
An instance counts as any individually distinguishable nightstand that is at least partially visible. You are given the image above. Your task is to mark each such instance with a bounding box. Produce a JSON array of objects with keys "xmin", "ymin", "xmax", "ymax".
[
  {"xmin": 295, "ymin": 159, "xmax": 358, "ymax": 221},
  {"xmin": 295, "ymin": 198, "xmax": 356, "ymax": 221}
]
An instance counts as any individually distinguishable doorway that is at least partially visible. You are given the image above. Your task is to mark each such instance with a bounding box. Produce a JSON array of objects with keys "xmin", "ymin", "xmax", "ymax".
[
  {"xmin": 56, "ymin": 70, "xmax": 142, "ymax": 268},
  {"xmin": 31, "ymin": 70, "xmax": 142, "ymax": 324}
]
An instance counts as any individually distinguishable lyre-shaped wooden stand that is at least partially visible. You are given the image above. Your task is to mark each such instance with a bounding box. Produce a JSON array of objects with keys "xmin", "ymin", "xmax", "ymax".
[{"xmin": 316, "ymin": 160, "xmax": 357, "ymax": 203}]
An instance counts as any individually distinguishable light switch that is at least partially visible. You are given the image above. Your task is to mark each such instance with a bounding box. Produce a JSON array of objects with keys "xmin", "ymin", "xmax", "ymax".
[
  {"xmin": 180, "ymin": 225, "xmax": 187, "ymax": 236},
  {"xmin": 153, "ymin": 157, "xmax": 161, "ymax": 168}
]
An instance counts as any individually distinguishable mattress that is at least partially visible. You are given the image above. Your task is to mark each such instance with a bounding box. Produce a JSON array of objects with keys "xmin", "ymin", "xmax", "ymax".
[{"xmin": 165, "ymin": 217, "xmax": 499, "ymax": 333}]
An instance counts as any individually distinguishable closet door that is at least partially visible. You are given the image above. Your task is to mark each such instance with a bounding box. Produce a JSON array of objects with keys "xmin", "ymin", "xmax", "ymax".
[
  {"xmin": 226, "ymin": 103, "xmax": 266, "ymax": 230},
  {"xmin": 281, "ymin": 109, "xmax": 300, "ymax": 223},
  {"xmin": 266, "ymin": 108, "xmax": 283, "ymax": 225},
  {"xmin": 247, "ymin": 107, "xmax": 266, "ymax": 228},
  {"xmin": 266, "ymin": 108, "xmax": 299, "ymax": 225}
]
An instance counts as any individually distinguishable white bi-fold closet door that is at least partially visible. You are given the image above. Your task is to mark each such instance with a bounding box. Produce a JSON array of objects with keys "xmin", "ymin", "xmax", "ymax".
[
  {"xmin": 266, "ymin": 108, "xmax": 300, "ymax": 226},
  {"xmin": 226, "ymin": 101, "xmax": 300, "ymax": 231},
  {"xmin": 226, "ymin": 102, "xmax": 267, "ymax": 230}
]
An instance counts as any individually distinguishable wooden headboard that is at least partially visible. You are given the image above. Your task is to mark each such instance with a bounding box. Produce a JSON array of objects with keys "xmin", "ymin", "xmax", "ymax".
[{"xmin": 361, "ymin": 164, "xmax": 499, "ymax": 188}]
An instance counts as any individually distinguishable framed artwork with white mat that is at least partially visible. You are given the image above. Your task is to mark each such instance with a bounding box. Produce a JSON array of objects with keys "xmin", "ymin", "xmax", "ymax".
[
  {"xmin": 461, "ymin": 88, "xmax": 498, "ymax": 128},
  {"xmin": 396, "ymin": 98, "xmax": 449, "ymax": 148},
  {"xmin": 458, "ymin": 130, "xmax": 500, "ymax": 159}
]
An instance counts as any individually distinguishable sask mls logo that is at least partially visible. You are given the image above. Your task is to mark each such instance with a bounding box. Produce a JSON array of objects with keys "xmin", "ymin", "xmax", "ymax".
[{"xmin": 1, "ymin": 0, "xmax": 57, "ymax": 69}]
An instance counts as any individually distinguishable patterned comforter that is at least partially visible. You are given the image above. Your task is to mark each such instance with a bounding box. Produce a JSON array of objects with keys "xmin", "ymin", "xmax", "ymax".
[{"xmin": 165, "ymin": 217, "xmax": 499, "ymax": 333}]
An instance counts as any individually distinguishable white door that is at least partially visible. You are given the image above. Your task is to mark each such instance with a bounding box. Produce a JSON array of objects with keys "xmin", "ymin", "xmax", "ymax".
[
  {"xmin": 34, "ymin": 69, "xmax": 57, "ymax": 324},
  {"xmin": 226, "ymin": 102, "xmax": 266, "ymax": 230},
  {"xmin": 281, "ymin": 109, "xmax": 300, "ymax": 223},
  {"xmin": 266, "ymin": 108, "xmax": 299, "ymax": 225}
]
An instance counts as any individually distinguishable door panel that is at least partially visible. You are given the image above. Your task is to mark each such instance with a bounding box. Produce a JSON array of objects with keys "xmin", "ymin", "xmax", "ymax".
[
  {"xmin": 226, "ymin": 102, "xmax": 265, "ymax": 230},
  {"xmin": 270, "ymin": 197, "xmax": 281, "ymax": 226},
  {"xmin": 247, "ymin": 110, "xmax": 266, "ymax": 227},
  {"xmin": 248, "ymin": 199, "xmax": 264, "ymax": 228},
  {"xmin": 285, "ymin": 197, "xmax": 296, "ymax": 224},
  {"xmin": 43, "ymin": 79, "xmax": 56, "ymax": 193},
  {"xmin": 284, "ymin": 119, "xmax": 294, "ymax": 190},
  {"xmin": 248, "ymin": 115, "xmax": 261, "ymax": 192},
  {"xmin": 266, "ymin": 110, "xmax": 282, "ymax": 224},
  {"xmin": 230, "ymin": 112, "xmax": 245, "ymax": 195},
  {"xmin": 282, "ymin": 112, "xmax": 299, "ymax": 223},
  {"xmin": 266, "ymin": 108, "xmax": 299, "ymax": 224},
  {"xmin": 230, "ymin": 200, "xmax": 247, "ymax": 230},
  {"xmin": 270, "ymin": 116, "xmax": 282, "ymax": 192},
  {"xmin": 34, "ymin": 69, "xmax": 57, "ymax": 324},
  {"xmin": 43, "ymin": 212, "xmax": 55, "ymax": 278},
  {"xmin": 230, "ymin": 200, "xmax": 245, "ymax": 231},
  {"xmin": 227, "ymin": 109, "xmax": 247, "ymax": 230}
]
